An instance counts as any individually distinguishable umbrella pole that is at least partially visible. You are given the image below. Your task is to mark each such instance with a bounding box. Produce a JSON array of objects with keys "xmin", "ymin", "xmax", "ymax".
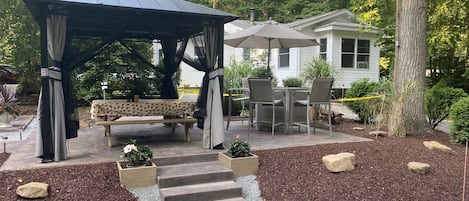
[{"xmin": 267, "ymin": 38, "xmax": 271, "ymax": 69}]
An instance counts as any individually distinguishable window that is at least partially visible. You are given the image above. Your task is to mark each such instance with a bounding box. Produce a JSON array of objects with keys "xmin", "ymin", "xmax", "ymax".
[
  {"xmin": 319, "ymin": 38, "xmax": 327, "ymax": 60},
  {"xmin": 279, "ymin": 48, "xmax": 290, "ymax": 68},
  {"xmin": 357, "ymin": 40, "xmax": 370, "ymax": 69},
  {"xmin": 341, "ymin": 38, "xmax": 355, "ymax": 68},
  {"xmin": 341, "ymin": 38, "xmax": 370, "ymax": 69}
]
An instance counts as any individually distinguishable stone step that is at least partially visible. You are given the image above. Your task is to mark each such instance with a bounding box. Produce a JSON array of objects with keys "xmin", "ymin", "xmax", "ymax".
[
  {"xmin": 158, "ymin": 161, "xmax": 234, "ymax": 188},
  {"xmin": 154, "ymin": 153, "xmax": 218, "ymax": 166},
  {"xmin": 160, "ymin": 180, "xmax": 242, "ymax": 201},
  {"xmin": 216, "ymin": 197, "xmax": 247, "ymax": 201}
]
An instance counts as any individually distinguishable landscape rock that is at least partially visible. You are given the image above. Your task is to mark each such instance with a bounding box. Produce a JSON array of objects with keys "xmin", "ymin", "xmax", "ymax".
[
  {"xmin": 408, "ymin": 162, "xmax": 430, "ymax": 174},
  {"xmin": 423, "ymin": 141, "xmax": 452, "ymax": 153},
  {"xmin": 369, "ymin": 130, "xmax": 387, "ymax": 137},
  {"xmin": 16, "ymin": 182, "xmax": 49, "ymax": 199},
  {"xmin": 322, "ymin": 152, "xmax": 356, "ymax": 173},
  {"xmin": 352, "ymin": 127, "xmax": 364, "ymax": 130}
]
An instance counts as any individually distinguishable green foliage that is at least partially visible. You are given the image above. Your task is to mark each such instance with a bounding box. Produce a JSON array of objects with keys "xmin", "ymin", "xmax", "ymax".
[
  {"xmin": 222, "ymin": 59, "xmax": 253, "ymax": 115},
  {"xmin": 0, "ymin": 0, "xmax": 41, "ymax": 95},
  {"xmin": 72, "ymin": 40, "xmax": 156, "ymax": 103},
  {"xmin": 426, "ymin": 0, "xmax": 469, "ymax": 90},
  {"xmin": 121, "ymin": 139, "xmax": 153, "ymax": 166},
  {"xmin": 282, "ymin": 77, "xmax": 303, "ymax": 87},
  {"xmin": 449, "ymin": 97, "xmax": 469, "ymax": 144},
  {"xmin": 228, "ymin": 137, "xmax": 251, "ymax": 158},
  {"xmin": 187, "ymin": 0, "xmax": 348, "ymax": 23},
  {"xmin": 345, "ymin": 78, "xmax": 381, "ymax": 123},
  {"xmin": 251, "ymin": 67, "xmax": 277, "ymax": 85},
  {"xmin": 425, "ymin": 81, "xmax": 468, "ymax": 129},
  {"xmin": 251, "ymin": 68, "xmax": 273, "ymax": 78},
  {"xmin": 301, "ymin": 57, "xmax": 337, "ymax": 83},
  {"xmin": 351, "ymin": 0, "xmax": 468, "ymax": 90},
  {"xmin": 223, "ymin": 59, "xmax": 254, "ymax": 92},
  {"xmin": 350, "ymin": 0, "xmax": 396, "ymax": 78},
  {"xmin": 0, "ymin": 84, "xmax": 20, "ymax": 116}
]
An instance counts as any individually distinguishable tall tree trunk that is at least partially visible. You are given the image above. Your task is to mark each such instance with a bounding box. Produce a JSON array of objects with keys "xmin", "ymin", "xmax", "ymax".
[{"xmin": 389, "ymin": 0, "xmax": 429, "ymax": 136}]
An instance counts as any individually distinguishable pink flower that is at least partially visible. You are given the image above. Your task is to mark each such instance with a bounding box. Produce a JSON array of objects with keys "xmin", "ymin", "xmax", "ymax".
[{"xmin": 236, "ymin": 134, "xmax": 240, "ymax": 139}]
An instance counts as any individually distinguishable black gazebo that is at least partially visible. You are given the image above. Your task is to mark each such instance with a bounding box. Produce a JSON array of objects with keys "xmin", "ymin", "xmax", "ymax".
[{"xmin": 23, "ymin": 0, "xmax": 237, "ymax": 162}]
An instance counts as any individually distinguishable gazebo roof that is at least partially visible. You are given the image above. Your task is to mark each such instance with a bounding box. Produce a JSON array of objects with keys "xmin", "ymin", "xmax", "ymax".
[{"xmin": 24, "ymin": 0, "xmax": 238, "ymax": 40}]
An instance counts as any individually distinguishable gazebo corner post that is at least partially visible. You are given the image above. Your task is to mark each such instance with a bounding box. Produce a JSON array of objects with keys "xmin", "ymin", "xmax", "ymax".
[
  {"xmin": 38, "ymin": 8, "xmax": 54, "ymax": 163},
  {"xmin": 160, "ymin": 38, "xmax": 179, "ymax": 99},
  {"xmin": 217, "ymin": 20, "xmax": 224, "ymax": 101},
  {"xmin": 62, "ymin": 32, "xmax": 79, "ymax": 140}
]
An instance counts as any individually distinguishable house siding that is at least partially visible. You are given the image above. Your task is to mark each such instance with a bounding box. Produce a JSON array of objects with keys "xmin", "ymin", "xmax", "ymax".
[
  {"xmin": 275, "ymin": 48, "xmax": 303, "ymax": 85},
  {"xmin": 331, "ymin": 31, "xmax": 379, "ymax": 89},
  {"xmin": 155, "ymin": 10, "xmax": 380, "ymax": 89}
]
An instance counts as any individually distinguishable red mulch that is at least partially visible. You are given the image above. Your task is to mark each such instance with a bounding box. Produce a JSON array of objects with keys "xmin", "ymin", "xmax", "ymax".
[
  {"xmin": 0, "ymin": 117, "xmax": 466, "ymax": 200},
  {"xmin": 0, "ymin": 160, "xmax": 136, "ymax": 201},
  {"xmin": 254, "ymin": 120, "xmax": 465, "ymax": 201}
]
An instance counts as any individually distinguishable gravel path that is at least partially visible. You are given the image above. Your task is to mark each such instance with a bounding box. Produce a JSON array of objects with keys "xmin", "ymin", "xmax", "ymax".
[{"xmin": 129, "ymin": 175, "xmax": 262, "ymax": 201}]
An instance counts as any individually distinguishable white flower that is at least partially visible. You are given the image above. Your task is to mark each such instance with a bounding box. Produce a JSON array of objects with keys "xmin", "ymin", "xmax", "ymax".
[
  {"xmin": 130, "ymin": 144, "xmax": 138, "ymax": 151},
  {"xmin": 123, "ymin": 144, "xmax": 134, "ymax": 153}
]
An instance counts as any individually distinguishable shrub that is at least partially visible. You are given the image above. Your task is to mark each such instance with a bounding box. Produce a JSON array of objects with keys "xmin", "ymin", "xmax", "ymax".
[
  {"xmin": 425, "ymin": 82, "xmax": 468, "ymax": 129},
  {"xmin": 252, "ymin": 67, "xmax": 274, "ymax": 78},
  {"xmin": 282, "ymin": 77, "xmax": 303, "ymax": 87},
  {"xmin": 345, "ymin": 78, "xmax": 380, "ymax": 123},
  {"xmin": 223, "ymin": 60, "xmax": 254, "ymax": 115},
  {"xmin": 449, "ymin": 97, "xmax": 469, "ymax": 144},
  {"xmin": 301, "ymin": 57, "xmax": 337, "ymax": 83},
  {"xmin": 251, "ymin": 67, "xmax": 277, "ymax": 85},
  {"xmin": 223, "ymin": 60, "xmax": 254, "ymax": 93},
  {"xmin": 0, "ymin": 84, "xmax": 20, "ymax": 117}
]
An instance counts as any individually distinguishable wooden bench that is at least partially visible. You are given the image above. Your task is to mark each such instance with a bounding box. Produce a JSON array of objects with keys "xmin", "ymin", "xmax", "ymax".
[{"xmin": 95, "ymin": 115, "xmax": 197, "ymax": 147}]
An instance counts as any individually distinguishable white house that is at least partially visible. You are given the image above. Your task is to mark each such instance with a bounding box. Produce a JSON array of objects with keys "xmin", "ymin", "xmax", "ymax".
[
  {"xmin": 153, "ymin": 9, "xmax": 380, "ymax": 89},
  {"xmin": 279, "ymin": 9, "xmax": 380, "ymax": 89}
]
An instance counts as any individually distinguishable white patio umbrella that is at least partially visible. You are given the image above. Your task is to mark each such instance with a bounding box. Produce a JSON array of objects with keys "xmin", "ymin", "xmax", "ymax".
[{"xmin": 224, "ymin": 20, "xmax": 320, "ymax": 68}]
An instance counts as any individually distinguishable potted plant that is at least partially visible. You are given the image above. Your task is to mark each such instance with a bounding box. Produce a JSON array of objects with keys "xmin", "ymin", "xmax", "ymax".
[
  {"xmin": 218, "ymin": 135, "xmax": 259, "ymax": 178},
  {"xmin": 116, "ymin": 139, "xmax": 156, "ymax": 189},
  {"xmin": 0, "ymin": 83, "xmax": 20, "ymax": 127},
  {"xmin": 282, "ymin": 77, "xmax": 303, "ymax": 87}
]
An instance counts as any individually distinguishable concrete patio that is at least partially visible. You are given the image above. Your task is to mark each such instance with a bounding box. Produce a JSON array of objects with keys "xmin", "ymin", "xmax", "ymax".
[{"xmin": 0, "ymin": 113, "xmax": 370, "ymax": 172}]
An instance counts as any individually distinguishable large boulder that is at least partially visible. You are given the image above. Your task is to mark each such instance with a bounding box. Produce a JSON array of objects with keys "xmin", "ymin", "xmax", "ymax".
[
  {"xmin": 408, "ymin": 162, "xmax": 430, "ymax": 174},
  {"xmin": 16, "ymin": 182, "xmax": 49, "ymax": 199},
  {"xmin": 423, "ymin": 141, "xmax": 452, "ymax": 153},
  {"xmin": 322, "ymin": 152, "xmax": 356, "ymax": 173}
]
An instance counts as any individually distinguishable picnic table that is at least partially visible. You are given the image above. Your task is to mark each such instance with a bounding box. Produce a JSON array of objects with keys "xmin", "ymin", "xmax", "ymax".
[{"xmin": 91, "ymin": 99, "xmax": 197, "ymax": 146}]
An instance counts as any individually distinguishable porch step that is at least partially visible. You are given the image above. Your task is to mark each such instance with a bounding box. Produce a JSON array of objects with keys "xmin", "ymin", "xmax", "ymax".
[
  {"xmin": 154, "ymin": 153, "xmax": 218, "ymax": 166},
  {"xmin": 216, "ymin": 197, "xmax": 247, "ymax": 201},
  {"xmin": 159, "ymin": 180, "xmax": 242, "ymax": 201},
  {"xmin": 157, "ymin": 153, "xmax": 244, "ymax": 201},
  {"xmin": 158, "ymin": 161, "xmax": 233, "ymax": 188}
]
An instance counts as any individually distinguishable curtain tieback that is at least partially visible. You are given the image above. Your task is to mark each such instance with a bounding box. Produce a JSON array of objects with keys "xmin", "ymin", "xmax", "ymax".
[
  {"xmin": 209, "ymin": 68, "xmax": 223, "ymax": 80},
  {"xmin": 41, "ymin": 66, "xmax": 62, "ymax": 81}
]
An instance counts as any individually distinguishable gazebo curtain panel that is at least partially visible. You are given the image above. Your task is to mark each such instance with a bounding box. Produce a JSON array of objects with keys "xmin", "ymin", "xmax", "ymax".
[
  {"xmin": 35, "ymin": 15, "xmax": 68, "ymax": 161},
  {"xmin": 183, "ymin": 23, "xmax": 225, "ymax": 149}
]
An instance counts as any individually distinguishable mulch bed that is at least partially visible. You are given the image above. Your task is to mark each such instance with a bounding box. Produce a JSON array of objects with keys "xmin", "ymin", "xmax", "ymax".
[
  {"xmin": 254, "ymin": 119, "xmax": 465, "ymax": 201},
  {"xmin": 0, "ymin": 118, "xmax": 466, "ymax": 200},
  {"xmin": 0, "ymin": 160, "xmax": 136, "ymax": 201}
]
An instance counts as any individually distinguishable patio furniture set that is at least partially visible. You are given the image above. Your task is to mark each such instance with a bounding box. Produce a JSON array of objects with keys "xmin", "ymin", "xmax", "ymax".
[
  {"xmin": 90, "ymin": 78, "xmax": 333, "ymax": 147},
  {"xmin": 227, "ymin": 78, "xmax": 334, "ymax": 136}
]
